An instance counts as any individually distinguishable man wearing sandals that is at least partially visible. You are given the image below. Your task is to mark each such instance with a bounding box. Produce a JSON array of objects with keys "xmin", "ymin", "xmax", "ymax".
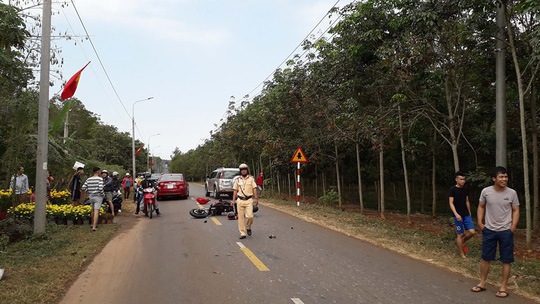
[{"xmin": 471, "ymin": 166, "xmax": 519, "ymax": 298}]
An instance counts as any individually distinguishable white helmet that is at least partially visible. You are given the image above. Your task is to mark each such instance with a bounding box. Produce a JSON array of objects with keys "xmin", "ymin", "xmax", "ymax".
[{"xmin": 112, "ymin": 171, "xmax": 119, "ymax": 177}]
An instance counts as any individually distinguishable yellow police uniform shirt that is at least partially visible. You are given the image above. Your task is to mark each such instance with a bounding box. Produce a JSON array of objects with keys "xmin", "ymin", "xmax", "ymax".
[{"xmin": 234, "ymin": 175, "xmax": 256, "ymax": 197}]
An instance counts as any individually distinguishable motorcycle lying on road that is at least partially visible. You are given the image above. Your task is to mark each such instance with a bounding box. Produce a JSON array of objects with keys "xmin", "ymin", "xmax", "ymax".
[{"xmin": 189, "ymin": 198, "xmax": 258, "ymax": 220}]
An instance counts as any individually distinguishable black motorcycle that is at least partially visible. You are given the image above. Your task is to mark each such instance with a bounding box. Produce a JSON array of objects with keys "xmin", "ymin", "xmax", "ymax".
[
  {"xmin": 189, "ymin": 198, "xmax": 258, "ymax": 219},
  {"xmin": 83, "ymin": 190, "xmax": 122, "ymax": 214}
]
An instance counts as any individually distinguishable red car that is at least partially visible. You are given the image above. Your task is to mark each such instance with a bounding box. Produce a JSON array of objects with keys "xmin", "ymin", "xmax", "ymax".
[{"xmin": 157, "ymin": 173, "xmax": 189, "ymax": 200}]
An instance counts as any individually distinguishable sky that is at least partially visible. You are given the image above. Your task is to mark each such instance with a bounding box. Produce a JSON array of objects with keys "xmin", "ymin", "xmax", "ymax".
[{"xmin": 18, "ymin": 0, "xmax": 351, "ymax": 159}]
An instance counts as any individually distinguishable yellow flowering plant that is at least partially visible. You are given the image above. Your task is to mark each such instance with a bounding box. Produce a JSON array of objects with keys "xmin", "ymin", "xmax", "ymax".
[
  {"xmin": 49, "ymin": 189, "xmax": 71, "ymax": 205},
  {"xmin": 0, "ymin": 189, "xmax": 14, "ymax": 212},
  {"xmin": 8, "ymin": 203, "xmax": 103, "ymax": 221}
]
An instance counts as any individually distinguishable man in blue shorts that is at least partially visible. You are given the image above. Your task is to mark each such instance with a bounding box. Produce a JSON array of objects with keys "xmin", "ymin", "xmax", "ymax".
[
  {"xmin": 449, "ymin": 171, "xmax": 475, "ymax": 259},
  {"xmin": 471, "ymin": 166, "xmax": 519, "ymax": 298}
]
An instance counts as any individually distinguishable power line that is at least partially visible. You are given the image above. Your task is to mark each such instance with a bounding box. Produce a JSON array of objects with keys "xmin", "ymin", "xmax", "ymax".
[
  {"xmin": 60, "ymin": 5, "xmax": 130, "ymax": 126},
  {"xmin": 212, "ymin": 2, "xmax": 345, "ymax": 135},
  {"xmin": 238, "ymin": 3, "xmax": 345, "ymax": 106},
  {"xmin": 69, "ymin": 0, "xmax": 132, "ymax": 120},
  {"xmin": 242, "ymin": 0, "xmax": 342, "ymax": 99}
]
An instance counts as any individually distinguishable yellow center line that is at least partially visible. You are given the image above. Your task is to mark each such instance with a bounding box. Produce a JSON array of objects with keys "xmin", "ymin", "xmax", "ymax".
[
  {"xmin": 197, "ymin": 204, "xmax": 204, "ymax": 209},
  {"xmin": 210, "ymin": 217, "xmax": 222, "ymax": 225},
  {"xmin": 236, "ymin": 242, "xmax": 269, "ymax": 271}
]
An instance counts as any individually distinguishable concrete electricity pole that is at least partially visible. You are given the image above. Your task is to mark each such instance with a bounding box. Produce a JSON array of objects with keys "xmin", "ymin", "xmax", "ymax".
[{"xmin": 34, "ymin": 0, "xmax": 52, "ymax": 234}]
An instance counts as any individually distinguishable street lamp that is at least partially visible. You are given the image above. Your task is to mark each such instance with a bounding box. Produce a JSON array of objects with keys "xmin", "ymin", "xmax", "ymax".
[
  {"xmin": 147, "ymin": 133, "xmax": 161, "ymax": 172},
  {"xmin": 132, "ymin": 97, "xmax": 154, "ymax": 180},
  {"xmin": 151, "ymin": 146, "xmax": 161, "ymax": 172}
]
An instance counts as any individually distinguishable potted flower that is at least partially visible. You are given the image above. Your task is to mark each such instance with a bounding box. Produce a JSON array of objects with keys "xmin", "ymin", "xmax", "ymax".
[
  {"xmin": 100, "ymin": 213, "xmax": 107, "ymax": 224},
  {"xmin": 0, "ymin": 190, "xmax": 13, "ymax": 220},
  {"xmin": 105, "ymin": 213, "xmax": 114, "ymax": 224},
  {"xmin": 81, "ymin": 205, "xmax": 92, "ymax": 225}
]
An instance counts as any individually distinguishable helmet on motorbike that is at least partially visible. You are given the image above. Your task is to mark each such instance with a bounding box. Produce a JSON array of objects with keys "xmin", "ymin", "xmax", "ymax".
[
  {"xmin": 239, "ymin": 164, "xmax": 249, "ymax": 170},
  {"xmin": 227, "ymin": 211, "xmax": 238, "ymax": 220}
]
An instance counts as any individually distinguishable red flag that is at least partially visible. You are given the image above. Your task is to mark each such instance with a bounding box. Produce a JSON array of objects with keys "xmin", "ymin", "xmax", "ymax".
[
  {"xmin": 134, "ymin": 146, "xmax": 143, "ymax": 156},
  {"xmin": 151, "ymin": 160, "xmax": 154, "ymax": 166},
  {"xmin": 61, "ymin": 62, "xmax": 90, "ymax": 100}
]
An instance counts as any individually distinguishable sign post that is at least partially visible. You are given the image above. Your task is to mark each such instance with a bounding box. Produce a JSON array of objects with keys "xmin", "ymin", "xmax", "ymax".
[{"xmin": 290, "ymin": 147, "xmax": 308, "ymax": 206}]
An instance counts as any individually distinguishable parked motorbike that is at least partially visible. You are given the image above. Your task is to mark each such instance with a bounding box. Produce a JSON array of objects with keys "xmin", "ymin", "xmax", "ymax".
[
  {"xmin": 189, "ymin": 198, "xmax": 258, "ymax": 219},
  {"xmin": 111, "ymin": 190, "xmax": 123, "ymax": 214},
  {"xmin": 82, "ymin": 190, "xmax": 122, "ymax": 214}
]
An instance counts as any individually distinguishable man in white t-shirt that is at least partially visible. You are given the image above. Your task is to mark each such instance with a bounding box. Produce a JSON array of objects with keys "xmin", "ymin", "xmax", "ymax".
[{"xmin": 471, "ymin": 167, "xmax": 519, "ymax": 298}]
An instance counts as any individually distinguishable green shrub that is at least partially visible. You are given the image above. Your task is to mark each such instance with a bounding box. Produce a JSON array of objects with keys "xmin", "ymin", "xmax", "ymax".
[
  {"xmin": 318, "ymin": 188, "xmax": 339, "ymax": 205},
  {"xmin": 0, "ymin": 217, "xmax": 33, "ymax": 243}
]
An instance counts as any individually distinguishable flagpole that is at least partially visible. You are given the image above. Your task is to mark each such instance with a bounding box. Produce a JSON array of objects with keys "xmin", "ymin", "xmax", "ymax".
[{"xmin": 34, "ymin": 0, "xmax": 52, "ymax": 234}]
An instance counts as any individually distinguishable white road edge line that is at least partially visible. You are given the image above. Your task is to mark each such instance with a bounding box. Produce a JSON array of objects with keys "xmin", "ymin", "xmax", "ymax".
[
  {"xmin": 291, "ymin": 298, "xmax": 304, "ymax": 304},
  {"xmin": 236, "ymin": 242, "xmax": 246, "ymax": 248}
]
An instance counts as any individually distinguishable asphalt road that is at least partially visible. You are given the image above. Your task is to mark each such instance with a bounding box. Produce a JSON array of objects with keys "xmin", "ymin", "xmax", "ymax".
[{"xmin": 61, "ymin": 184, "xmax": 537, "ymax": 304}]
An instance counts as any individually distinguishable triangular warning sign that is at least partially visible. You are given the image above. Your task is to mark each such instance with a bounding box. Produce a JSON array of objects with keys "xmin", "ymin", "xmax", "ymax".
[{"xmin": 290, "ymin": 147, "xmax": 308, "ymax": 163}]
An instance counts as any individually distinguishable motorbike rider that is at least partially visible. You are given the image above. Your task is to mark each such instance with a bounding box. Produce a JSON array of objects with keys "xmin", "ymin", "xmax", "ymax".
[
  {"xmin": 101, "ymin": 170, "xmax": 115, "ymax": 216},
  {"xmin": 137, "ymin": 172, "xmax": 161, "ymax": 216}
]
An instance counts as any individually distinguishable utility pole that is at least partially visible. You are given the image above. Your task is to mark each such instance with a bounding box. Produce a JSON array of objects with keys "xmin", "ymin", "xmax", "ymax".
[
  {"xmin": 34, "ymin": 0, "xmax": 52, "ymax": 234},
  {"xmin": 495, "ymin": 0, "xmax": 507, "ymax": 167},
  {"xmin": 63, "ymin": 110, "xmax": 69, "ymax": 144}
]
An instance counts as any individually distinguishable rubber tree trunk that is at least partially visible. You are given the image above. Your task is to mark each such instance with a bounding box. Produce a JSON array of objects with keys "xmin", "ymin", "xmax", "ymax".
[
  {"xmin": 432, "ymin": 129, "xmax": 437, "ymax": 217},
  {"xmin": 379, "ymin": 138, "xmax": 385, "ymax": 219},
  {"xmin": 335, "ymin": 141, "xmax": 342, "ymax": 209},
  {"xmin": 399, "ymin": 105, "xmax": 412, "ymax": 224},
  {"xmin": 355, "ymin": 142, "xmax": 364, "ymax": 213},
  {"xmin": 421, "ymin": 174, "xmax": 426, "ymax": 213},
  {"xmin": 532, "ymin": 83, "xmax": 539, "ymax": 232},
  {"xmin": 288, "ymin": 172, "xmax": 291, "ymax": 198},
  {"xmin": 507, "ymin": 14, "xmax": 532, "ymax": 246},
  {"xmin": 277, "ymin": 172, "xmax": 281, "ymax": 195},
  {"xmin": 445, "ymin": 75, "xmax": 460, "ymax": 172}
]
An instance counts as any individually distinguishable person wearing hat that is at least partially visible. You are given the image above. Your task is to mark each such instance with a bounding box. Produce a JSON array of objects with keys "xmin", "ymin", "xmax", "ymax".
[
  {"xmin": 122, "ymin": 173, "xmax": 133, "ymax": 200},
  {"xmin": 101, "ymin": 170, "xmax": 115, "ymax": 216},
  {"xmin": 232, "ymin": 164, "xmax": 259, "ymax": 239}
]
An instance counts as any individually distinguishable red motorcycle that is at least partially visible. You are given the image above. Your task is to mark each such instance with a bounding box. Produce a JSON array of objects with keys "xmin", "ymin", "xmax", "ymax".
[{"xmin": 143, "ymin": 187, "xmax": 157, "ymax": 218}]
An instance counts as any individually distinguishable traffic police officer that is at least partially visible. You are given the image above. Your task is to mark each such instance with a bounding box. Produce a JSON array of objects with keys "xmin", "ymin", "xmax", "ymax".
[{"xmin": 232, "ymin": 164, "xmax": 259, "ymax": 239}]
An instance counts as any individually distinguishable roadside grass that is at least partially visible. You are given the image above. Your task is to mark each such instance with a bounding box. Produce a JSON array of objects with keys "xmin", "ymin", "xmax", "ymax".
[
  {"xmin": 0, "ymin": 223, "xmax": 118, "ymax": 304},
  {"xmin": 262, "ymin": 198, "xmax": 540, "ymax": 301}
]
